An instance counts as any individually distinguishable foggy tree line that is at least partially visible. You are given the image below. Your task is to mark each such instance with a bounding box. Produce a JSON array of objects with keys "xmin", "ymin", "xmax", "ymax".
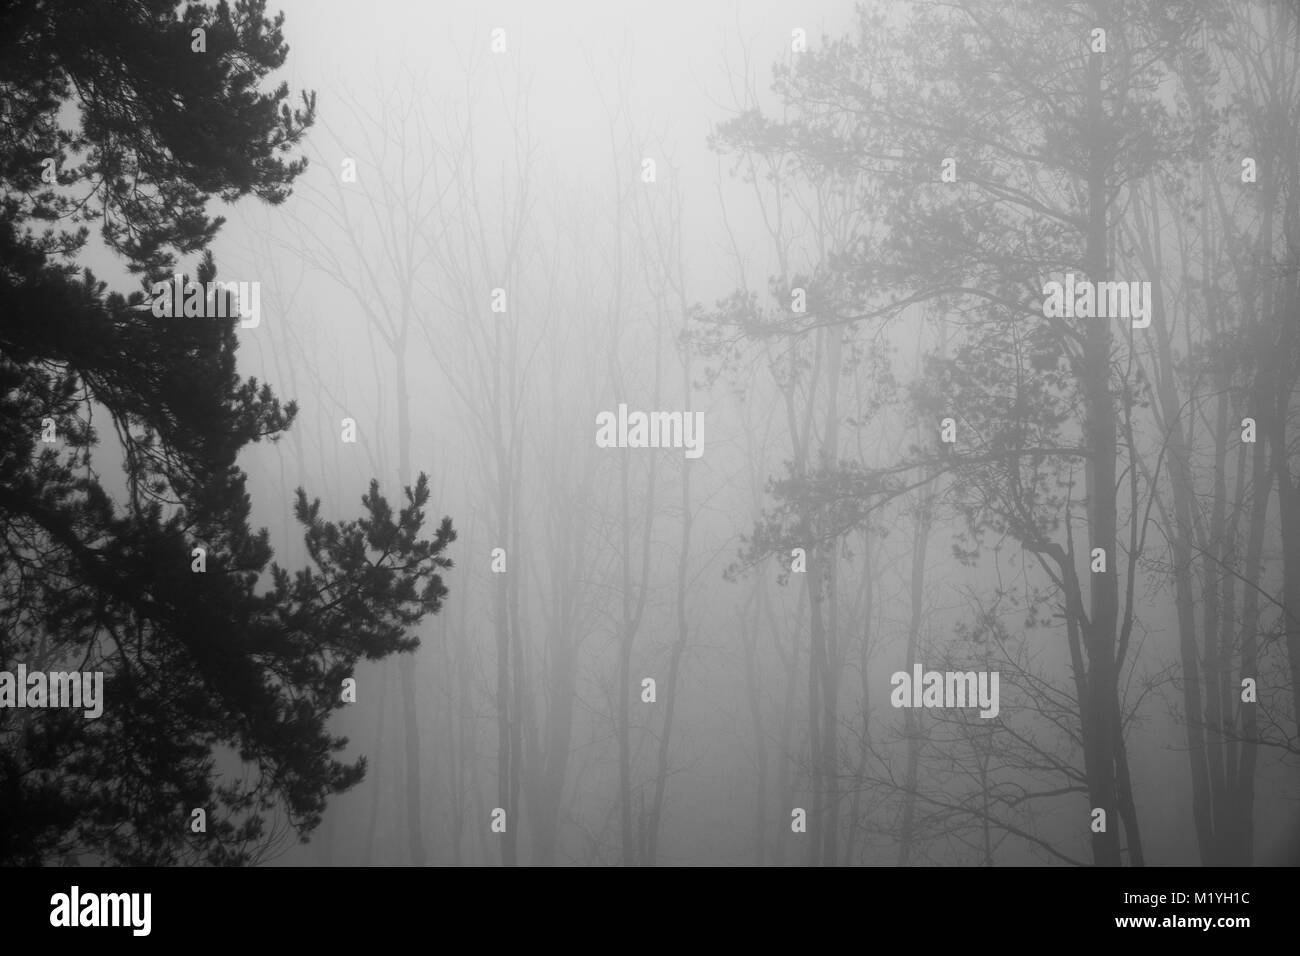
[
  {"xmin": 4, "ymin": 0, "xmax": 1297, "ymax": 867},
  {"xmin": 239, "ymin": 0, "xmax": 1298, "ymax": 866}
]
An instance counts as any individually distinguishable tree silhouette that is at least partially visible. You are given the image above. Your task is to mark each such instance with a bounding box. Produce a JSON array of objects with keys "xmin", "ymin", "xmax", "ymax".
[
  {"xmin": 0, "ymin": 0, "xmax": 455, "ymax": 865},
  {"xmin": 706, "ymin": 0, "xmax": 1223, "ymax": 865}
]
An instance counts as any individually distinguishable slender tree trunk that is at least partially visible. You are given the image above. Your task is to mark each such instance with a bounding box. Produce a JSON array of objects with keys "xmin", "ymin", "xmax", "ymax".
[
  {"xmin": 494, "ymin": 493, "xmax": 514, "ymax": 865},
  {"xmin": 393, "ymin": 342, "xmax": 427, "ymax": 867},
  {"xmin": 451, "ymin": 549, "xmax": 472, "ymax": 866},
  {"xmin": 773, "ymin": 577, "xmax": 804, "ymax": 866},
  {"xmin": 1234, "ymin": 411, "xmax": 1270, "ymax": 865},
  {"xmin": 1081, "ymin": 45, "xmax": 1122, "ymax": 866},
  {"xmin": 647, "ymin": 337, "xmax": 693, "ymax": 865},
  {"xmin": 1137, "ymin": 181, "xmax": 1214, "ymax": 860},
  {"xmin": 362, "ymin": 660, "xmax": 390, "ymax": 866},
  {"xmin": 1261, "ymin": 1, "xmax": 1300, "ymax": 800},
  {"xmin": 898, "ymin": 467, "xmax": 933, "ymax": 865},
  {"xmin": 819, "ymin": 327, "xmax": 843, "ymax": 867},
  {"xmin": 617, "ymin": 447, "xmax": 635, "ymax": 864},
  {"xmin": 806, "ymin": 545, "xmax": 826, "ymax": 866},
  {"xmin": 845, "ymin": 531, "xmax": 873, "ymax": 866},
  {"xmin": 1275, "ymin": 291, "xmax": 1300, "ymax": 736},
  {"xmin": 742, "ymin": 576, "xmax": 768, "ymax": 865},
  {"xmin": 616, "ymin": 335, "xmax": 659, "ymax": 866},
  {"xmin": 508, "ymin": 455, "xmax": 525, "ymax": 864}
]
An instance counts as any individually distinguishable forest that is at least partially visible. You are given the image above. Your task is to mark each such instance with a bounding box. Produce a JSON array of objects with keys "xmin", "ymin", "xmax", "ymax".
[{"xmin": 1, "ymin": 0, "xmax": 1298, "ymax": 869}]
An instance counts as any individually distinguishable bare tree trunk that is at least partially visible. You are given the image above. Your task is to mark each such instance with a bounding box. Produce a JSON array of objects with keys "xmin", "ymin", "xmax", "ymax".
[
  {"xmin": 450, "ymin": 536, "xmax": 471, "ymax": 867},
  {"xmin": 1132, "ymin": 179, "xmax": 1215, "ymax": 861},
  {"xmin": 532, "ymin": 473, "xmax": 585, "ymax": 864},
  {"xmin": 1080, "ymin": 46, "xmax": 1122, "ymax": 866},
  {"xmin": 1234, "ymin": 416, "xmax": 1269, "ymax": 865},
  {"xmin": 1274, "ymin": 289, "xmax": 1300, "ymax": 737},
  {"xmin": 819, "ymin": 327, "xmax": 843, "ymax": 867},
  {"xmin": 614, "ymin": 294, "xmax": 658, "ymax": 868},
  {"xmin": 494, "ymin": 477, "xmax": 515, "ymax": 865},
  {"xmin": 617, "ymin": 447, "xmax": 635, "ymax": 865},
  {"xmin": 508, "ymin": 438, "xmax": 525, "ymax": 864},
  {"xmin": 741, "ymin": 575, "xmax": 768, "ymax": 865},
  {"xmin": 772, "ymin": 577, "xmax": 804, "ymax": 866},
  {"xmin": 898, "ymin": 446, "xmax": 933, "ymax": 866},
  {"xmin": 362, "ymin": 660, "xmax": 390, "ymax": 865},
  {"xmin": 806, "ymin": 543, "xmax": 826, "ymax": 867},
  {"xmin": 647, "ymin": 325, "xmax": 696, "ymax": 863},
  {"xmin": 394, "ymin": 348, "xmax": 426, "ymax": 867},
  {"xmin": 845, "ymin": 531, "xmax": 874, "ymax": 866}
]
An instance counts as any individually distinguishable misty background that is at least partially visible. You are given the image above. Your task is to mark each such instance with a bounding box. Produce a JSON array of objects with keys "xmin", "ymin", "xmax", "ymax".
[{"xmin": 22, "ymin": 0, "xmax": 1300, "ymax": 866}]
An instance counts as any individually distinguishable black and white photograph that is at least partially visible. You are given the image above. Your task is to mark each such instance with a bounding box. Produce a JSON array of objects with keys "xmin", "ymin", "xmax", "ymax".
[{"xmin": 0, "ymin": 0, "xmax": 1295, "ymax": 938}]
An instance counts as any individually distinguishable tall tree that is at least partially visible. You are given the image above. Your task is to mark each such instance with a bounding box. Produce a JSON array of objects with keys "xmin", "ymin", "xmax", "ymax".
[
  {"xmin": 0, "ymin": 0, "xmax": 455, "ymax": 866},
  {"xmin": 722, "ymin": 0, "xmax": 1214, "ymax": 865}
]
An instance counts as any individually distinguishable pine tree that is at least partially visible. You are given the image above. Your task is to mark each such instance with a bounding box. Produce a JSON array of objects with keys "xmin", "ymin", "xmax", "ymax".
[{"xmin": 0, "ymin": 0, "xmax": 455, "ymax": 865}]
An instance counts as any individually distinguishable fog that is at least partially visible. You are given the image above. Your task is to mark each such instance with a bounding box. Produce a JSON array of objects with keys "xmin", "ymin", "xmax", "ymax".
[
  {"xmin": 8, "ymin": 0, "xmax": 1298, "ymax": 868},
  {"xmin": 241, "ymin": 0, "xmax": 1299, "ymax": 867}
]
